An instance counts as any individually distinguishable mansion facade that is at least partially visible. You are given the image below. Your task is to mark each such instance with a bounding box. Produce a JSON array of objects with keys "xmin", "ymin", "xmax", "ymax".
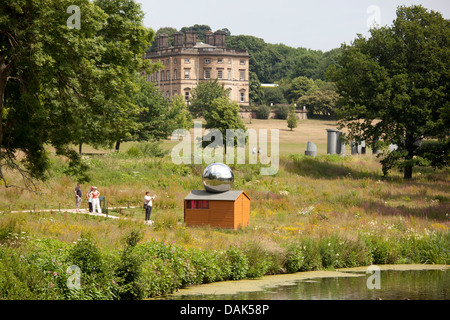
[{"xmin": 145, "ymin": 30, "xmax": 250, "ymax": 107}]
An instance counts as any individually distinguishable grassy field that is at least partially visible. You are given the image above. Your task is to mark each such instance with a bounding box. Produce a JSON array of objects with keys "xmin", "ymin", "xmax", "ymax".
[
  {"xmin": 0, "ymin": 119, "xmax": 448, "ymax": 299},
  {"xmin": 72, "ymin": 118, "xmax": 342, "ymax": 156}
]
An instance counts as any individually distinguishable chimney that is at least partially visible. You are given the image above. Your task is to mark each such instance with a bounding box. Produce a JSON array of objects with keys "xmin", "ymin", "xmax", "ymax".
[
  {"xmin": 185, "ymin": 30, "xmax": 197, "ymax": 48},
  {"xmin": 158, "ymin": 34, "xmax": 169, "ymax": 50},
  {"xmin": 174, "ymin": 31, "xmax": 184, "ymax": 48},
  {"xmin": 205, "ymin": 32, "xmax": 215, "ymax": 46},
  {"xmin": 214, "ymin": 30, "xmax": 226, "ymax": 49}
]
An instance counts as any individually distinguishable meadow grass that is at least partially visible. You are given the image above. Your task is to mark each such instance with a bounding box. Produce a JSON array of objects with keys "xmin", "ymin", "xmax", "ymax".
[{"xmin": 0, "ymin": 119, "xmax": 448, "ymax": 299}]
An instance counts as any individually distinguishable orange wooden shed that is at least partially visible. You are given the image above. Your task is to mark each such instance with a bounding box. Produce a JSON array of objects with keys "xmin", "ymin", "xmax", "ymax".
[{"xmin": 184, "ymin": 190, "xmax": 251, "ymax": 230}]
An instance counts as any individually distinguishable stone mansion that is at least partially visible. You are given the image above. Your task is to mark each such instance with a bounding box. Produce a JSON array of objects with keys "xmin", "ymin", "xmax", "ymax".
[{"xmin": 145, "ymin": 30, "xmax": 250, "ymax": 107}]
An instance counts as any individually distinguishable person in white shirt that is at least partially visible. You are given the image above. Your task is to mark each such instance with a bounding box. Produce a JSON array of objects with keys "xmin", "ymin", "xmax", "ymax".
[{"xmin": 144, "ymin": 192, "xmax": 156, "ymax": 224}]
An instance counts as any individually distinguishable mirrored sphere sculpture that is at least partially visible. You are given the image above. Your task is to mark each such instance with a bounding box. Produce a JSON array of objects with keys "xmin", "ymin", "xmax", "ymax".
[{"xmin": 202, "ymin": 163, "xmax": 234, "ymax": 193}]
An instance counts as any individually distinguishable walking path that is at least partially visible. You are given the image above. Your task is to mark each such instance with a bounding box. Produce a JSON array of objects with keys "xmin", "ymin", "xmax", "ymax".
[
  {"xmin": 5, "ymin": 206, "xmax": 157, "ymax": 225},
  {"xmin": 9, "ymin": 207, "xmax": 133, "ymax": 220}
]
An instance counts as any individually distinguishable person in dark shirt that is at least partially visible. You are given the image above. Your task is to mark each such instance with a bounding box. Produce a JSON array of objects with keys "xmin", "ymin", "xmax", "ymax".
[{"xmin": 75, "ymin": 183, "xmax": 82, "ymax": 212}]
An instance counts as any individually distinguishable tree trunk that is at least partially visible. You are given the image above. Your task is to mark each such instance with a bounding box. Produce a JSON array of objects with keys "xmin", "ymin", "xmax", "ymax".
[
  {"xmin": 115, "ymin": 140, "xmax": 121, "ymax": 152},
  {"xmin": 79, "ymin": 143, "xmax": 83, "ymax": 155},
  {"xmin": 403, "ymin": 132, "xmax": 415, "ymax": 179},
  {"xmin": 404, "ymin": 166, "xmax": 413, "ymax": 179},
  {"xmin": 0, "ymin": 64, "xmax": 7, "ymax": 150}
]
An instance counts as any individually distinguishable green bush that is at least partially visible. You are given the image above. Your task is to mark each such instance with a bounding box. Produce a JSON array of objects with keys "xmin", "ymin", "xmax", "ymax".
[
  {"xmin": 114, "ymin": 230, "xmax": 144, "ymax": 300},
  {"xmin": 364, "ymin": 236, "xmax": 400, "ymax": 265},
  {"xmin": 226, "ymin": 246, "xmax": 249, "ymax": 280},
  {"xmin": 126, "ymin": 146, "xmax": 142, "ymax": 158},
  {"xmin": 189, "ymin": 249, "xmax": 224, "ymax": 284},
  {"xmin": 0, "ymin": 247, "xmax": 52, "ymax": 299},
  {"xmin": 416, "ymin": 232, "xmax": 449, "ymax": 264},
  {"xmin": 299, "ymin": 238, "xmax": 321, "ymax": 271},
  {"xmin": 254, "ymin": 105, "xmax": 271, "ymax": 119},
  {"xmin": 137, "ymin": 142, "xmax": 168, "ymax": 158},
  {"xmin": 69, "ymin": 236, "xmax": 104, "ymax": 276},
  {"xmin": 319, "ymin": 235, "xmax": 343, "ymax": 269},
  {"xmin": 275, "ymin": 105, "xmax": 290, "ymax": 119},
  {"xmin": 243, "ymin": 241, "xmax": 271, "ymax": 278}
]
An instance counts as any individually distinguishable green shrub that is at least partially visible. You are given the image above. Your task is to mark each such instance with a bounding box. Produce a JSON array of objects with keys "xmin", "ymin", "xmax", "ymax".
[
  {"xmin": 416, "ymin": 232, "xmax": 450, "ymax": 264},
  {"xmin": 243, "ymin": 241, "xmax": 271, "ymax": 278},
  {"xmin": 254, "ymin": 105, "xmax": 271, "ymax": 119},
  {"xmin": 339, "ymin": 237, "xmax": 372, "ymax": 268},
  {"xmin": 319, "ymin": 235, "xmax": 342, "ymax": 269},
  {"xmin": 114, "ymin": 230, "xmax": 145, "ymax": 300},
  {"xmin": 226, "ymin": 246, "xmax": 249, "ymax": 280},
  {"xmin": 275, "ymin": 105, "xmax": 290, "ymax": 119},
  {"xmin": 0, "ymin": 247, "xmax": 52, "ymax": 299},
  {"xmin": 189, "ymin": 249, "xmax": 224, "ymax": 284},
  {"xmin": 364, "ymin": 236, "xmax": 399, "ymax": 265},
  {"xmin": 126, "ymin": 146, "xmax": 142, "ymax": 158},
  {"xmin": 69, "ymin": 236, "xmax": 104, "ymax": 276},
  {"xmin": 137, "ymin": 142, "xmax": 168, "ymax": 158},
  {"xmin": 299, "ymin": 238, "xmax": 321, "ymax": 271},
  {"xmin": 284, "ymin": 242, "xmax": 305, "ymax": 273}
]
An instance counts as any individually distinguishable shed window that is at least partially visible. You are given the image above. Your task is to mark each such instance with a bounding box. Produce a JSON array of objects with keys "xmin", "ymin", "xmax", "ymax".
[{"xmin": 186, "ymin": 200, "xmax": 209, "ymax": 209}]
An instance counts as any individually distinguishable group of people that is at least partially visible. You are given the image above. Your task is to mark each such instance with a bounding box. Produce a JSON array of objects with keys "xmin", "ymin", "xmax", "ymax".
[
  {"xmin": 74, "ymin": 183, "xmax": 102, "ymax": 214},
  {"xmin": 74, "ymin": 183, "xmax": 156, "ymax": 224}
]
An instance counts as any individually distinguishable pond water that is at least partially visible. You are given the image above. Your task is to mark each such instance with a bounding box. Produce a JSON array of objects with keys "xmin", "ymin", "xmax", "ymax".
[{"xmin": 166, "ymin": 268, "xmax": 449, "ymax": 300}]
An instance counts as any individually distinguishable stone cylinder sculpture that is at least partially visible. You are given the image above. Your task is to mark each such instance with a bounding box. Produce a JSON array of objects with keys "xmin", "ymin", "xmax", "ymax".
[
  {"xmin": 326, "ymin": 129, "xmax": 339, "ymax": 155},
  {"xmin": 305, "ymin": 142, "xmax": 317, "ymax": 157}
]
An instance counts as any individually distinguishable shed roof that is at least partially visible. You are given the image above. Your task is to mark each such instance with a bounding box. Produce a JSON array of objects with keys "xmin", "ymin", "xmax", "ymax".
[{"xmin": 185, "ymin": 190, "xmax": 250, "ymax": 201}]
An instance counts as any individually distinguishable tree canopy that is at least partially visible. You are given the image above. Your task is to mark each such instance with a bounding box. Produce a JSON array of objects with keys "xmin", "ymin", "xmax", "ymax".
[
  {"xmin": 0, "ymin": 0, "xmax": 155, "ymax": 187},
  {"xmin": 327, "ymin": 5, "xmax": 450, "ymax": 179}
]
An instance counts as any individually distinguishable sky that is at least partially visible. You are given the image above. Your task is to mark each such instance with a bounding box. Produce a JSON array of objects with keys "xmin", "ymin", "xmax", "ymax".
[{"xmin": 139, "ymin": 0, "xmax": 450, "ymax": 52}]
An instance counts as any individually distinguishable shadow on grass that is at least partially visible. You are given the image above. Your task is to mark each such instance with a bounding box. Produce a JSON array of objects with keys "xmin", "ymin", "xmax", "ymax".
[
  {"xmin": 282, "ymin": 155, "xmax": 383, "ymax": 180},
  {"xmin": 362, "ymin": 200, "xmax": 449, "ymax": 221}
]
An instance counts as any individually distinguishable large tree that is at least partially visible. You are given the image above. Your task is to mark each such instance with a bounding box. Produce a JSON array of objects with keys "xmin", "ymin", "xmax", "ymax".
[
  {"xmin": 188, "ymin": 79, "xmax": 229, "ymax": 118},
  {"xmin": 202, "ymin": 97, "xmax": 247, "ymax": 154},
  {"xmin": 327, "ymin": 5, "xmax": 449, "ymax": 179},
  {"xmin": 114, "ymin": 74, "xmax": 173, "ymax": 152},
  {"xmin": 0, "ymin": 0, "xmax": 154, "ymax": 187}
]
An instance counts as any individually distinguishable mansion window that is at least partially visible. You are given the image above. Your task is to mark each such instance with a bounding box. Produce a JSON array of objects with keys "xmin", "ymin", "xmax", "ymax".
[
  {"xmin": 239, "ymin": 71, "xmax": 245, "ymax": 81},
  {"xmin": 240, "ymin": 60, "xmax": 245, "ymax": 65},
  {"xmin": 218, "ymin": 58, "xmax": 223, "ymax": 64},
  {"xmin": 240, "ymin": 92, "xmax": 245, "ymax": 103},
  {"xmin": 185, "ymin": 58, "xmax": 190, "ymax": 64},
  {"xmin": 186, "ymin": 200, "xmax": 209, "ymax": 209},
  {"xmin": 204, "ymin": 69, "xmax": 211, "ymax": 79},
  {"xmin": 184, "ymin": 70, "xmax": 190, "ymax": 79},
  {"xmin": 204, "ymin": 58, "xmax": 211, "ymax": 64},
  {"xmin": 174, "ymin": 69, "xmax": 177, "ymax": 80},
  {"xmin": 217, "ymin": 70, "xmax": 223, "ymax": 79},
  {"xmin": 185, "ymin": 91, "xmax": 190, "ymax": 101}
]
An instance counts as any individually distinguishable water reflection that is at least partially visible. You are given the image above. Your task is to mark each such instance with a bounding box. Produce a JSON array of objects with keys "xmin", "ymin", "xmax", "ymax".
[{"xmin": 168, "ymin": 270, "xmax": 449, "ymax": 300}]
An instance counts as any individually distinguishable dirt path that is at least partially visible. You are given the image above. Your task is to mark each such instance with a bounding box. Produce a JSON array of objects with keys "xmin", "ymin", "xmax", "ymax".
[{"xmin": 9, "ymin": 207, "xmax": 132, "ymax": 220}]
